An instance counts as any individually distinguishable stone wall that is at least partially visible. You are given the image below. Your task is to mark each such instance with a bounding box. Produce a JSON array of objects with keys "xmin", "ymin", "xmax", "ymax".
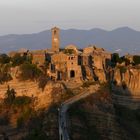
[{"xmin": 32, "ymin": 52, "xmax": 46, "ymax": 66}]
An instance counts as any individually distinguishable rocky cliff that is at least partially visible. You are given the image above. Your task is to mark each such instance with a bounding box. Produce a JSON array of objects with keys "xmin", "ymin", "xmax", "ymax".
[
  {"xmin": 113, "ymin": 66, "xmax": 140, "ymax": 96},
  {"xmin": 0, "ymin": 80, "xmax": 65, "ymax": 109}
]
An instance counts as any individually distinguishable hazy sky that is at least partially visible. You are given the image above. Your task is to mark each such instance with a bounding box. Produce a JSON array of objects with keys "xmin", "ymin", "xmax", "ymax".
[{"xmin": 0, "ymin": 0, "xmax": 140, "ymax": 35}]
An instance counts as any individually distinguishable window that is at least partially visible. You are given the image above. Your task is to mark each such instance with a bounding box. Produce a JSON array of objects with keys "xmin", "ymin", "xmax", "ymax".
[{"xmin": 54, "ymin": 30, "xmax": 56, "ymax": 35}]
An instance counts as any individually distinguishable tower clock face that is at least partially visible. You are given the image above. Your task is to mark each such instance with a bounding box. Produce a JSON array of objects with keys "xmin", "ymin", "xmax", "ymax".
[{"xmin": 54, "ymin": 38, "xmax": 58, "ymax": 42}]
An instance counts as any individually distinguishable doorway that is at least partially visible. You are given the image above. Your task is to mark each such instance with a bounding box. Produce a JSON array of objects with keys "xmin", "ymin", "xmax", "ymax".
[{"xmin": 70, "ymin": 70, "xmax": 75, "ymax": 78}]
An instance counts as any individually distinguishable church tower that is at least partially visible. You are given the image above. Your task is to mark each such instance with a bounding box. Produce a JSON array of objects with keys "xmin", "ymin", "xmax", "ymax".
[{"xmin": 51, "ymin": 27, "xmax": 60, "ymax": 52}]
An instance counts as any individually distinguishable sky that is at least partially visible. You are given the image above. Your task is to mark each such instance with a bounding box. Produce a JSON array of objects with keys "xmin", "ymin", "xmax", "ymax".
[{"xmin": 0, "ymin": 0, "xmax": 140, "ymax": 35}]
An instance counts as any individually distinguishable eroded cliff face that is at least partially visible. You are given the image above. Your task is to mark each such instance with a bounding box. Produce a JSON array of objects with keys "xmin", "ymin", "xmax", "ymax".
[
  {"xmin": 94, "ymin": 69, "xmax": 107, "ymax": 83},
  {"xmin": 0, "ymin": 78, "xmax": 66, "ymax": 140},
  {"xmin": 0, "ymin": 79, "xmax": 65, "ymax": 109},
  {"xmin": 113, "ymin": 67, "xmax": 140, "ymax": 96}
]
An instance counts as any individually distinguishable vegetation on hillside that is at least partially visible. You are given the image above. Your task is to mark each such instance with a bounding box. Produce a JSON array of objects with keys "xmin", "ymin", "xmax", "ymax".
[
  {"xmin": 19, "ymin": 62, "xmax": 43, "ymax": 81},
  {"xmin": 0, "ymin": 54, "xmax": 11, "ymax": 64},
  {"xmin": 0, "ymin": 64, "xmax": 12, "ymax": 84},
  {"xmin": 111, "ymin": 53, "xmax": 130, "ymax": 67},
  {"xmin": 4, "ymin": 86, "xmax": 16, "ymax": 105},
  {"xmin": 68, "ymin": 85, "xmax": 110, "ymax": 140},
  {"xmin": 64, "ymin": 49, "xmax": 76, "ymax": 54},
  {"xmin": 114, "ymin": 105, "xmax": 140, "ymax": 140},
  {"xmin": 133, "ymin": 55, "xmax": 140, "ymax": 65},
  {"xmin": 0, "ymin": 86, "xmax": 34, "ymax": 130}
]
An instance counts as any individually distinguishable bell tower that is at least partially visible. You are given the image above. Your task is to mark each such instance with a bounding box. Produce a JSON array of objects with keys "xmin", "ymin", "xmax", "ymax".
[{"xmin": 51, "ymin": 27, "xmax": 60, "ymax": 52}]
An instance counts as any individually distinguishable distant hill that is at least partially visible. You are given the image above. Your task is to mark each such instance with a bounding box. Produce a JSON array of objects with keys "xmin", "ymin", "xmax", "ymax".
[{"xmin": 0, "ymin": 27, "xmax": 140, "ymax": 55}]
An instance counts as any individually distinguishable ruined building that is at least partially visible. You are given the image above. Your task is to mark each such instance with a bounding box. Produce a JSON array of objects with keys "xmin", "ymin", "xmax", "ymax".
[{"xmin": 48, "ymin": 45, "xmax": 82, "ymax": 81}]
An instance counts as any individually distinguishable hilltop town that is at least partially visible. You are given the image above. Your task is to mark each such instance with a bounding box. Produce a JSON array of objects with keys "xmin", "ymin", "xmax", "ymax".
[
  {"xmin": 6, "ymin": 27, "xmax": 111, "ymax": 83},
  {"xmin": 4, "ymin": 27, "xmax": 140, "ymax": 91},
  {"xmin": 0, "ymin": 27, "xmax": 140, "ymax": 140}
]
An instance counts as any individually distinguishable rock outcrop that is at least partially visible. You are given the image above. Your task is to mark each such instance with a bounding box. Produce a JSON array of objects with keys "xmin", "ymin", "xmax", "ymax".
[
  {"xmin": 0, "ymin": 79, "xmax": 65, "ymax": 110},
  {"xmin": 113, "ymin": 67, "xmax": 140, "ymax": 96}
]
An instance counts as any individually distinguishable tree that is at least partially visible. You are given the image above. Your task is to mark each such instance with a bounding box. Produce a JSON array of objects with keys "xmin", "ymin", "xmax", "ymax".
[
  {"xmin": 64, "ymin": 49, "xmax": 75, "ymax": 54},
  {"xmin": 11, "ymin": 53, "xmax": 32, "ymax": 66},
  {"xmin": 0, "ymin": 54, "xmax": 10, "ymax": 64},
  {"xmin": 111, "ymin": 53, "xmax": 120, "ymax": 63},
  {"xmin": 133, "ymin": 55, "xmax": 140, "ymax": 65},
  {"xmin": 5, "ymin": 86, "xmax": 16, "ymax": 104},
  {"xmin": 0, "ymin": 64, "xmax": 12, "ymax": 84},
  {"xmin": 11, "ymin": 53, "xmax": 25, "ymax": 66},
  {"xmin": 20, "ymin": 62, "xmax": 43, "ymax": 80}
]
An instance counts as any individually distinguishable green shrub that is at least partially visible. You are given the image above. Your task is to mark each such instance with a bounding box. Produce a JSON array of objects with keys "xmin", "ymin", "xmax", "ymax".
[
  {"xmin": 0, "ymin": 64, "xmax": 12, "ymax": 84},
  {"xmin": 11, "ymin": 53, "xmax": 25, "ymax": 66},
  {"xmin": 114, "ymin": 105, "xmax": 140, "ymax": 138},
  {"xmin": 0, "ymin": 54, "xmax": 10, "ymax": 64},
  {"xmin": 0, "ymin": 72, "xmax": 12, "ymax": 84},
  {"xmin": 20, "ymin": 62, "xmax": 43, "ymax": 80},
  {"xmin": 133, "ymin": 55, "xmax": 140, "ymax": 65},
  {"xmin": 64, "ymin": 49, "xmax": 75, "ymax": 54},
  {"xmin": 23, "ymin": 110, "xmax": 47, "ymax": 140},
  {"xmin": 13, "ymin": 96, "xmax": 32, "ymax": 106},
  {"xmin": 4, "ymin": 86, "xmax": 16, "ymax": 105},
  {"xmin": 11, "ymin": 53, "xmax": 32, "ymax": 67},
  {"xmin": 17, "ymin": 107, "xmax": 33, "ymax": 128},
  {"xmin": 119, "ymin": 66, "xmax": 127, "ymax": 73},
  {"xmin": 111, "ymin": 53, "xmax": 120, "ymax": 63}
]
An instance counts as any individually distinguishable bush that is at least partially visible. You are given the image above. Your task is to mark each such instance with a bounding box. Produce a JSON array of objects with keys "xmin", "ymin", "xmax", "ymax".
[
  {"xmin": 133, "ymin": 55, "xmax": 140, "ymax": 65},
  {"xmin": 0, "ymin": 54, "xmax": 10, "ymax": 64},
  {"xmin": 64, "ymin": 49, "xmax": 75, "ymax": 54},
  {"xmin": 13, "ymin": 96, "xmax": 32, "ymax": 106},
  {"xmin": 23, "ymin": 110, "xmax": 47, "ymax": 140},
  {"xmin": 11, "ymin": 53, "xmax": 30, "ymax": 66},
  {"xmin": 4, "ymin": 86, "xmax": 16, "ymax": 105},
  {"xmin": 114, "ymin": 105, "xmax": 140, "ymax": 139},
  {"xmin": 111, "ymin": 53, "xmax": 120, "ymax": 64},
  {"xmin": 119, "ymin": 66, "xmax": 127, "ymax": 73},
  {"xmin": 20, "ymin": 62, "xmax": 43, "ymax": 80},
  {"xmin": 119, "ymin": 56, "xmax": 130, "ymax": 65},
  {"xmin": 0, "ymin": 72, "xmax": 12, "ymax": 84},
  {"xmin": 0, "ymin": 64, "xmax": 12, "ymax": 84},
  {"xmin": 17, "ymin": 106, "xmax": 33, "ymax": 128}
]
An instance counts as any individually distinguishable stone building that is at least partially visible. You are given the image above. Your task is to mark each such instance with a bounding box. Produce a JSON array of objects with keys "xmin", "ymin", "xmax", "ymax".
[
  {"xmin": 48, "ymin": 45, "xmax": 82, "ymax": 81},
  {"xmin": 92, "ymin": 51, "xmax": 111, "ymax": 70},
  {"xmin": 84, "ymin": 45, "xmax": 111, "ymax": 70},
  {"xmin": 32, "ymin": 51, "xmax": 46, "ymax": 66}
]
